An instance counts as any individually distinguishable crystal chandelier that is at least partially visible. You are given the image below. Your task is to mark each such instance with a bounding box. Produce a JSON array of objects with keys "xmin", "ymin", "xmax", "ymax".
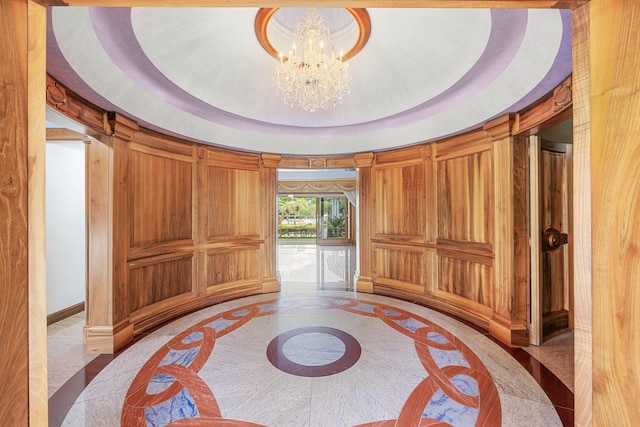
[{"xmin": 273, "ymin": 9, "xmax": 351, "ymax": 112}]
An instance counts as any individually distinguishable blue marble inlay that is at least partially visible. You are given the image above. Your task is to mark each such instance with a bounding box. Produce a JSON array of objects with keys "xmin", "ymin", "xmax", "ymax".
[
  {"xmin": 181, "ymin": 331, "xmax": 203, "ymax": 345},
  {"xmin": 450, "ymin": 374, "xmax": 479, "ymax": 397},
  {"xmin": 158, "ymin": 347, "xmax": 199, "ymax": 368},
  {"xmin": 428, "ymin": 347, "xmax": 471, "ymax": 369},
  {"xmin": 382, "ymin": 309, "xmax": 401, "ymax": 317},
  {"xmin": 205, "ymin": 317, "xmax": 238, "ymax": 332},
  {"xmin": 146, "ymin": 373, "xmax": 176, "ymax": 395},
  {"xmin": 144, "ymin": 387, "xmax": 199, "ymax": 427},
  {"xmin": 232, "ymin": 309, "xmax": 250, "ymax": 317},
  {"xmin": 393, "ymin": 317, "xmax": 427, "ymax": 333},
  {"xmin": 282, "ymin": 332, "xmax": 346, "ymax": 367},
  {"xmin": 427, "ymin": 331, "xmax": 450, "ymax": 345},
  {"xmin": 422, "ymin": 389, "xmax": 479, "ymax": 426},
  {"xmin": 258, "ymin": 303, "xmax": 279, "ymax": 313},
  {"xmin": 352, "ymin": 303, "xmax": 376, "ymax": 313},
  {"xmin": 329, "ymin": 298, "xmax": 352, "ymax": 306}
]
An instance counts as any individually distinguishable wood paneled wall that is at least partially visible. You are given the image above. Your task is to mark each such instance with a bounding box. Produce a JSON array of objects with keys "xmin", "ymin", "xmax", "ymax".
[
  {"xmin": 0, "ymin": 1, "xmax": 48, "ymax": 425},
  {"xmin": 85, "ymin": 130, "xmax": 279, "ymax": 352},
  {"xmin": 361, "ymin": 119, "xmax": 529, "ymax": 347},
  {"xmin": 572, "ymin": 4, "xmax": 592, "ymax": 425},
  {"xmin": 589, "ymin": 0, "xmax": 640, "ymax": 424}
]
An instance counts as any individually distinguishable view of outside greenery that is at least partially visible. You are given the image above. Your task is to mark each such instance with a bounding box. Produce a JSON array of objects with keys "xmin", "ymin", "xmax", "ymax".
[
  {"xmin": 278, "ymin": 196, "xmax": 348, "ymax": 240},
  {"xmin": 278, "ymin": 196, "xmax": 316, "ymax": 239}
]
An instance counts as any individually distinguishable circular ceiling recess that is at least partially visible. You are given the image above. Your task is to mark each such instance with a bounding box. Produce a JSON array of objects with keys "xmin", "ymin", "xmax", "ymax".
[
  {"xmin": 47, "ymin": 7, "xmax": 571, "ymax": 155},
  {"xmin": 255, "ymin": 8, "xmax": 371, "ymax": 62}
]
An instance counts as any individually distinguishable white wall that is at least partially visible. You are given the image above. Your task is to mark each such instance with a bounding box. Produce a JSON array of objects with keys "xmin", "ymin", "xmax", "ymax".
[{"xmin": 46, "ymin": 141, "xmax": 86, "ymax": 315}]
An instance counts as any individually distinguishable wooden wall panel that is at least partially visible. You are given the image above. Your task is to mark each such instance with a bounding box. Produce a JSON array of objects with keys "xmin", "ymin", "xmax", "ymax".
[
  {"xmin": 374, "ymin": 163, "xmax": 425, "ymax": 239},
  {"xmin": 128, "ymin": 255, "xmax": 194, "ymax": 313},
  {"xmin": 207, "ymin": 247, "xmax": 260, "ymax": 288},
  {"xmin": 374, "ymin": 245, "xmax": 426, "ymax": 293},
  {"xmin": 0, "ymin": 1, "xmax": 47, "ymax": 424},
  {"xmin": 512, "ymin": 135, "xmax": 530, "ymax": 326},
  {"xmin": 437, "ymin": 149, "xmax": 493, "ymax": 244},
  {"xmin": 129, "ymin": 149, "xmax": 193, "ymax": 250},
  {"xmin": 259, "ymin": 162, "xmax": 279, "ymax": 293},
  {"xmin": 207, "ymin": 167, "xmax": 261, "ymax": 239},
  {"xmin": 438, "ymin": 256, "xmax": 492, "ymax": 306}
]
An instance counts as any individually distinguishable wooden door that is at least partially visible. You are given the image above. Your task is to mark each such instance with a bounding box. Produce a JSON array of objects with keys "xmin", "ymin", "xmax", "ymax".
[{"xmin": 530, "ymin": 138, "xmax": 573, "ymax": 344}]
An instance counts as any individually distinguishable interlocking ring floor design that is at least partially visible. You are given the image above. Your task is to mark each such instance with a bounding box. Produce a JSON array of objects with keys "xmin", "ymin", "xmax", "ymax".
[{"xmin": 122, "ymin": 297, "xmax": 501, "ymax": 426}]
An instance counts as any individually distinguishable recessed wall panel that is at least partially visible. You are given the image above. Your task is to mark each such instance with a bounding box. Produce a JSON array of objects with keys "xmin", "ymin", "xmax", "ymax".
[
  {"xmin": 128, "ymin": 255, "xmax": 193, "ymax": 313},
  {"xmin": 207, "ymin": 247, "xmax": 260, "ymax": 288},
  {"xmin": 207, "ymin": 167, "xmax": 261, "ymax": 239},
  {"xmin": 437, "ymin": 151, "xmax": 493, "ymax": 244},
  {"xmin": 129, "ymin": 150, "xmax": 193, "ymax": 248},
  {"xmin": 438, "ymin": 255, "xmax": 493, "ymax": 307},
  {"xmin": 375, "ymin": 163, "xmax": 425, "ymax": 239}
]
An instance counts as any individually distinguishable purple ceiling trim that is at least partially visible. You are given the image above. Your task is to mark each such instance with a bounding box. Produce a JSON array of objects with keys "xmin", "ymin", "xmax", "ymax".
[
  {"xmin": 491, "ymin": 9, "xmax": 572, "ymax": 118},
  {"xmin": 47, "ymin": 9, "xmax": 124, "ymax": 119},
  {"xmin": 364, "ymin": 9, "xmax": 529, "ymax": 128},
  {"xmin": 89, "ymin": 8, "xmax": 278, "ymax": 133},
  {"xmin": 88, "ymin": 8, "xmax": 530, "ymax": 135},
  {"xmin": 48, "ymin": 7, "xmax": 571, "ymax": 144}
]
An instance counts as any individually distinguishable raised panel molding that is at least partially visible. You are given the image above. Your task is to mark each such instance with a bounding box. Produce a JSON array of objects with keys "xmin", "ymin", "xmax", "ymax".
[
  {"xmin": 368, "ymin": 127, "xmax": 531, "ymax": 348},
  {"xmin": 128, "ymin": 254, "xmax": 194, "ymax": 313},
  {"xmin": 437, "ymin": 147, "xmax": 494, "ymax": 244},
  {"xmin": 206, "ymin": 246, "xmax": 260, "ymax": 289},
  {"xmin": 206, "ymin": 166, "xmax": 261, "ymax": 239},
  {"xmin": 437, "ymin": 255, "xmax": 493, "ymax": 306},
  {"xmin": 374, "ymin": 163, "xmax": 426, "ymax": 239},
  {"xmin": 86, "ymin": 133, "xmax": 273, "ymax": 353},
  {"xmin": 374, "ymin": 244, "xmax": 427, "ymax": 293},
  {"xmin": 129, "ymin": 149, "xmax": 194, "ymax": 249}
]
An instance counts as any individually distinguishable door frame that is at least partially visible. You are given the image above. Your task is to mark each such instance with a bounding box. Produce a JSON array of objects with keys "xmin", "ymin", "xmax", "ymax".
[
  {"xmin": 530, "ymin": 135, "xmax": 543, "ymax": 345},
  {"xmin": 529, "ymin": 135, "xmax": 574, "ymax": 345}
]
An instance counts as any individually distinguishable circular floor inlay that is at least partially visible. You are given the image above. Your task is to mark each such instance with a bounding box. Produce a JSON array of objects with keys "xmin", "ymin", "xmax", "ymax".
[{"xmin": 266, "ymin": 326, "xmax": 361, "ymax": 377}]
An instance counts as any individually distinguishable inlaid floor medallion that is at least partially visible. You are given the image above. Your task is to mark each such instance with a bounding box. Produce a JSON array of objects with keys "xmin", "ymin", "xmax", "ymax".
[{"xmin": 267, "ymin": 326, "xmax": 361, "ymax": 377}]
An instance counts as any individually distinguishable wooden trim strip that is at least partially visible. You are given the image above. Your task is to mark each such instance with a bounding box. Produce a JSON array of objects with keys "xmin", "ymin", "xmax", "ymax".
[
  {"xmin": 435, "ymin": 130, "xmax": 492, "ymax": 160},
  {"xmin": 374, "ymin": 145, "xmax": 426, "ymax": 167},
  {"xmin": 44, "ymin": 1, "xmax": 589, "ymax": 9},
  {"xmin": 47, "ymin": 302, "xmax": 85, "ymax": 326},
  {"xmin": 436, "ymin": 248, "xmax": 494, "ymax": 266}
]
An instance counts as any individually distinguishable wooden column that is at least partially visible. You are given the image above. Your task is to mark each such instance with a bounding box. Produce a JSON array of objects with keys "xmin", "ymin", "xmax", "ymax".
[
  {"xmin": 572, "ymin": 4, "xmax": 592, "ymax": 426},
  {"xmin": 0, "ymin": 0, "xmax": 47, "ymax": 424},
  {"xmin": 355, "ymin": 153, "xmax": 374, "ymax": 293},
  {"xmin": 84, "ymin": 113, "xmax": 138, "ymax": 353},
  {"xmin": 485, "ymin": 114, "xmax": 529, "ymax": 347},
  {"xmin": 590, "ymin": 0, "xmax": 640, "ymax": 424},
  {"xmin": 261, "ymin": 153, "xmax": 281, "ymax": 293}
]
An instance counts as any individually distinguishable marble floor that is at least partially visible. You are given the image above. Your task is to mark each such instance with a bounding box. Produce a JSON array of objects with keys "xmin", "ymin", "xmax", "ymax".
[{"xmin": 48, "ymin": 243, "xmax": 574, "ymax": 426}]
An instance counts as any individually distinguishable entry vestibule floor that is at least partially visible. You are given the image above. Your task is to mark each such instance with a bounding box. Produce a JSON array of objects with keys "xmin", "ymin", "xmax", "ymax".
[{"xmin": 48, "ymin": 243, "xmax": 574, "ymax": 426}]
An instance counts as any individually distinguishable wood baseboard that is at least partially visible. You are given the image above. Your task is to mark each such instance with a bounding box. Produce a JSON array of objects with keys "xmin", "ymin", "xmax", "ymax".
[{"xmin": 47, "ymin": 302, "xmax": 85, "ymax": 326}]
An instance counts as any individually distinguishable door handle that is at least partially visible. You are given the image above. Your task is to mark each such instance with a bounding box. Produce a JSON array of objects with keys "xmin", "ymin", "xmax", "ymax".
[{"xmin": 542, "ymin": 227, "xmax": 568, "ymax": 252}]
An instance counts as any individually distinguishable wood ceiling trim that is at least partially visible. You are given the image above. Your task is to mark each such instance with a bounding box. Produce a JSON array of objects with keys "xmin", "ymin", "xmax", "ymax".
[
  {"xmin": 255, "ymin": 8, "xmax": 371, "ymax": 62},
  {"xmin": 44, "ymin": 1, "xmax": 589, "ymax": 9}
]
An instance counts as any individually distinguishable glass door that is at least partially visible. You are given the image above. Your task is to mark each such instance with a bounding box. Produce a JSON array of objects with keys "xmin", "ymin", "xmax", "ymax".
[{"xmin": 316, "ymin": 195, "xmax": 349, "ymax": 245}]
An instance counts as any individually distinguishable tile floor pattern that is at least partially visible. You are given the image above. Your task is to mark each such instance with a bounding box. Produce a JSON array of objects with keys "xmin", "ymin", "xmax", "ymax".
[{"xmin": 48, "ymin": 243, "xmax": 574, "ymax": 426}]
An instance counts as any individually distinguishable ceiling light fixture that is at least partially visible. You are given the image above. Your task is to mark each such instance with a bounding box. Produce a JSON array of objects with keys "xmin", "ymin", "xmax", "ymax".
[{"xmin": 273, "ymin": 9, "xmax": 351, "ymax": 112}]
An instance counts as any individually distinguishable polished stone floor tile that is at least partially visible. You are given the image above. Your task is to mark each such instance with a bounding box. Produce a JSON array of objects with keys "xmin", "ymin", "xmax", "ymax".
[{"xmin": 48, "ymin": 243, "xmax": 575, "ymax": 426}]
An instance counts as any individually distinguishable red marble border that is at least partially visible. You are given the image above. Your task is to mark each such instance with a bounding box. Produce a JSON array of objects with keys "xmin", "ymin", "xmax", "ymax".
[{"xmin": 47, "ymin": 294, "xmax": 574, "ymax": 427}]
